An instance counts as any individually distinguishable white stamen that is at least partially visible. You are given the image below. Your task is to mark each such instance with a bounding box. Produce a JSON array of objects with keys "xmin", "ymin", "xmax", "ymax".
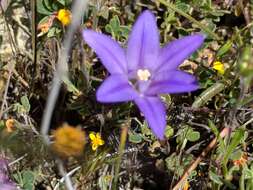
[{"xmin": 137, "ymin": 69, "xmax": 151, "ymax": 81}]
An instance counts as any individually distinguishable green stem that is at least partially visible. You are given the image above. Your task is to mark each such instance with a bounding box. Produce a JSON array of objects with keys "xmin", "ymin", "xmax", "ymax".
[
  {"xmin": 157, "ymin": 0, "xmax": 220, "ymax": 40},
  {"xmin": 240, "ymin": 167, "xmax": 245, "ymax": 190},
  {"xmin": 192, "ymin": 82, "xmax": 225, "ymax": 108},
  {"xmin": 112, "ymin": 125, "xmax": 128, "ymax": 190}
]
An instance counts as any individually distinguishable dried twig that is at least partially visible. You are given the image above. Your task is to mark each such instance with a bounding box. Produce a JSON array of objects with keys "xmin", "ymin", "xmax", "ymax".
[{"xmin": 172, "ymin": 127, "xmax": 230, "ymax": 190}]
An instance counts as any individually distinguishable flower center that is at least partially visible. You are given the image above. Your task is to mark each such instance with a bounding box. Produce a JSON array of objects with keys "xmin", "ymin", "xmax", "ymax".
[{"xmin": 137, "ymin": 69, "xmax": 151, "ymax": 81}]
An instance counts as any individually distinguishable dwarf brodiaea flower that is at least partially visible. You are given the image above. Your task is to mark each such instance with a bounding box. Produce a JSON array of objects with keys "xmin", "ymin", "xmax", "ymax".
[{"xmin": 82, "ymin": 10, "xmax": 204, "ymax": 139}]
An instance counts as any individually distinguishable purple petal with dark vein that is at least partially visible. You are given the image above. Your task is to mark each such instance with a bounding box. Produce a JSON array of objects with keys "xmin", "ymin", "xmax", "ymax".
[
  {"xmin": 156, "ymin": 34, "xmax": 204, "ymax": 72},
  {"xmin": 126, "ymin": 10, "xmax": 160, "ymax": 71},
  {"xmin": 146, "ymin": 70, "xmax": 199, "ymax": 95},
  {"xmin": 96, "ymin": 74, "xmax": 138, "ymax": 103},
  {"xmin": 82, "ymin": 30, "xmax": 127, "ymax": 74},
  {"xmin": 134, "ymin": 96, "xmax": 166, "ymax": 139}
]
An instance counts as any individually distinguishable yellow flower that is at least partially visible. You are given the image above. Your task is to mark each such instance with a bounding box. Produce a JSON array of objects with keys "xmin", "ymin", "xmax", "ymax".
[
  {"xmin": 213, "ymin": 61, "xmax": 225, "ymax": 75},
  {"xmin": 52, "ymin": 124, "xmax": 85, "ymax": 157},
  {"xmin": 57, "ymin": 9, "xmax": 71, "ymax": 26},
  {"xmin": 5, "ymin": 119, "xmax": 15, "ymax": 133},
  {"xmin": 89, "ymin": 132, "xmax": 104, "ymax": 151},
  {"xmin": 183, "ymin": 180, "xmax": 190, "ymax": 190}
]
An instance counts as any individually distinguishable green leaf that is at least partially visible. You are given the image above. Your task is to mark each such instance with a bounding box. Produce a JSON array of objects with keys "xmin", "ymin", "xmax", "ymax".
[
  {"xmin": 110, "ymin": 15, "xmax": 120, "ymax": 31},
  {"xmin": 223, "ymin": 128, "xmax": 244, "ymax": 169},
  {"xmin": 186, "ymin": 131, "xmax": 200, "ymax": 142},
  {"xmin": 22, "ymin": 171, "xmax": 36, "ymax": 190},
  {"xmin": 216, "ymin": 40, "xmax": 233, "ymax": 58},
  {"xmin": 209, "ymin": 170, "xmax": 223, "ymax": 185},
  {"xmin": 57, "ymin": 0, "xmax": 66, "ymax": 6},
  {"xmin": 62, "ymin": 77, "xmax": 81, "ymax": 95},
  {"xmin": 37, "ymin": 0, "xmax": 53, "ymax": 15},
  {"xmin": 208, "ymin": 119, "xmax": 219, "ymax": 136},
  {"xmin": 165, "ymin": 125, "xmax": 174, "ymax": 138},
  {"xmin": 98, "ymin": 6, "xmax": 110, "ymax": 19},
  {"xmin": 105, "ymin": 15, "xmax": 128, "ymax": 40},
  {"xmin": 175, "ymin": 0, "xmax": 191, "ymax": 12},
  {"xmin": 21, "ymin": 96, "xmax": 30, "ymax": 112},
  {"xmin": 129, "ymin": 133, "xmax": 142, "ymax": 144},
  {"xmin": 119, "ymin": 26, "xmax": 130, "ymax": 39},
  {"xmin": 230, "ymin": 150, "xmax": 243, "ymax": 161},
  {"xmin": 15, "ymin": 170, "xmax": 36, "ymax": 190},
  {"xmin": 47, "ymin": 27, "xmax": 61, "ymax": 38},
  {"xmin": 43, "ymin": 0, "xmax": 54, "ymax": 11},
  {"xmin": 244, "ymin": 168, "xmax": 253, "ymax": 179}
]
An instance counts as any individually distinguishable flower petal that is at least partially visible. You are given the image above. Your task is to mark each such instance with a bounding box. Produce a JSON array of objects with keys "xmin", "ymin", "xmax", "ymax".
[
  {"xmin": 0, "ymin": 183, "xmax": 17, "ymax": 190},
  {"xmin": 146, "ymin": 70, "xmax": 199, "ymax": 95},
  {"xmin": 89, "ymin": 133, "xmax": 95, "ymax": 140},
  {"xmin": 126, "ymin": 10, "xmax": 159, "ymax": 71},
  {"xmin": 99, "ymin": 139, "xmax": 104, "ymax": 145},
  {"xmin": 134, "ymin": 96, "xmax": 166, "ymax": 139},
  {"xmin": 82, "ymin": 30, "xmax": 127, "ymax": 74},
  {"xmin": 96, "ymin": 74, "xmax": 138, "ymax": 103},
  {"xmin": 157, "ymin": 34, "xmax": 204, "ymax": 72},
  {"xmin": 92, "ymin": 144, "xmax": 97, "ymax": 151}
]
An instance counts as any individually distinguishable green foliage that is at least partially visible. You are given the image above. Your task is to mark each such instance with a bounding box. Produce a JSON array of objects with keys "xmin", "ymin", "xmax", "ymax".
[
  {"xmin": 165, "ymin": 153, "xmax": 194, "ymax": 178},
  {"xmin": 105, "ymin": 15, "xmax": 130, "ymax": 41},
  {"xmin": 13, "ymin": 95, "xmax": 30, "ymax": 114},
  {"xmin": 128, "ymin": 131, "xmax": 143, "ymax": 143},
  {"xmin": 176, "ymin": 125, "xmax": 200, "ymax": 145},
  {"xmin": 165, "ymin": 125, "xmax": 174, "ymax": 139},
  {"xmin": 14, "ymin": 170, "xmax": 37, "ymax": 190},
  {"xmin": 223, "ymin": 128, "xmax": 245, "ymax": 175}
]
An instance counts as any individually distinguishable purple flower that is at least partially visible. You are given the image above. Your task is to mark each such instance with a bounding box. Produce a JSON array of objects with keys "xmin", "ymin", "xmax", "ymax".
[
  {"xmin": 0, "ymin": 159, "xmax": 17, "ymax": 190},
  {"xmin": 82, "ymin": 10, "xmax": 204, "ymax": 139}
]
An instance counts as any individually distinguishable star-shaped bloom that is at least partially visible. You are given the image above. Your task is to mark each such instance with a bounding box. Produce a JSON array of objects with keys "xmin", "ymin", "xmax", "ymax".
[
  {"xmin": 82, "ymin": 10, "xmax": 204, "ymax": 139},
  {"xmin": 89, "ymin": 132, "xmax": 105, "ymax": 151}
]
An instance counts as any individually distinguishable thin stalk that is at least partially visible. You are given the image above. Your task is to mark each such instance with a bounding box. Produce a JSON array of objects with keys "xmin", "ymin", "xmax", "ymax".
[
  {"xmin": 31, "ymin": 0, "xmax": 37, "ymax": 78},
  {"xmin": 40, "ymin": 0, "xmax": 89, "ymax": 143},
  {"xmin": 157, "ymin": 0, "xmax": 220, "ymax": 40},
  {"xmin": 112, "ymin": 125, "xmax": 128, "ymax": 190},
  {"xmin": 40, "ymin": 0, "xmax": 89, "ymax": 189},
  {"xmin": 239, "ymin": 167, "xmax": 245, "ymax": 190},
  {"xmin": 57, "ymin": 160, "xmax": 75, "ymax": 190}
]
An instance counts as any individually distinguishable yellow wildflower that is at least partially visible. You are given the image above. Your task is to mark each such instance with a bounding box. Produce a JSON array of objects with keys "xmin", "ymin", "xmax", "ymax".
[
  {"xmin": 57, "ymin": 9, "xmax": 71, "ymax": 26},
  {"xmin": 89, "ymin": 132, "xmax": 104, "ymax": 151},
  {"xmin": 183, "ymin": 180, "xmax": 190, "ymax": 190},
  {"xmin": 213, "ymin": 61, "xmax": 225, "ymax": 75},
  {"xmin": 5, "ymin": 119, "xmax": 15, "ymax": 133},
  {"xmin": 52, "ymin": 124, "xmax": 85, "ymax": 157}
]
